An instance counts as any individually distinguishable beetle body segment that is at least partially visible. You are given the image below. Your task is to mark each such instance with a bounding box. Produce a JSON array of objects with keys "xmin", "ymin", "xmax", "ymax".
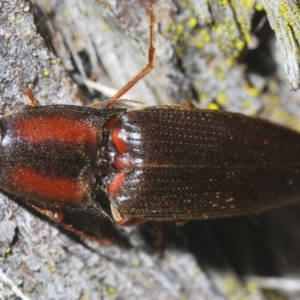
[
  {"xmin": 108, "ymin": 106, "xmax": 300, "ymax": 222},
  {"xmin": 0, "ymin": 105, "xmax": 124, "ymax": 218}
]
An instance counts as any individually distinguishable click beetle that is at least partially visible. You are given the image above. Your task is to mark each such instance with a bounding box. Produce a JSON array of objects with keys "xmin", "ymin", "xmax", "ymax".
[{"xmin": 3, "ymin": 6, "xmax": 300, "ymax": 243}]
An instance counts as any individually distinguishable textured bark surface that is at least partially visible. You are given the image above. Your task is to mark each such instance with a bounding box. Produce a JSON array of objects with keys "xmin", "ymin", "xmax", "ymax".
[
  {"xmin": 1, "ymin": 0, "xmax": 300, "ymax": 299},
  {"xmin": 262, "ymin": 0, "xmax": 300, "ymax": 90}
]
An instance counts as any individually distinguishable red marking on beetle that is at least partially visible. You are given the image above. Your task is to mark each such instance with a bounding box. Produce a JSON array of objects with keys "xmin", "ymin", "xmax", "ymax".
[
  {"xmin": 14, "ymin": 117, "xmax": 100, "ymax": 147},
  {"xmin": 113, "ymin": 155, "xmax": 134, "ymax": 171},
  {"xmin": 111, "ymin": 126, "xmax": 127, "ymax": 153},
  {"xmin": 10, "ymin": 167, "xmax": 87, "ymax": 203},
  {"xmin": 108, "ymin": 172, "xmax": 126, "ymax": 197}
]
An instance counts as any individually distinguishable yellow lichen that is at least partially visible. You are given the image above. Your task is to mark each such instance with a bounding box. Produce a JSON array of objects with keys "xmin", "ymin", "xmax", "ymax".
[
  {"xmin": 176, "ymin": 24, "xmax": 184, "ymax": 35},
  {"xmin": 220, "ymin": 0, "xmax": 228, "ymax": 5},
  {"xmin": 43, "ymin": 70, "xmax": 50, "ymax": 77},
  {"xmin": 241, "ymin": 100, "xmax": 251, "ymax": 110},
  {"xmin": 197, "ymin": 91, "xmax": 207, "ymax": 101},
  {"xmin": 207, "ymin": 103, "xmax": 219, "ymax": 110},
  {"xmin": 216, "ymin": 91, "xmax": 228, "ymax": 106},
  {"xmin": 224, "ymin": 277, "xmax": 238, "ymax": 294},
  {"xmin": 105, "ymin": 286, "xmax": 117, "ymax": 295},
  {"xmin": 255, "ymin": 3, "xmax": 264, "ymax": 11},
  {"xmin": 216, "ymin": 71, "xmax": 226, "ymax": 80},
  {"xmin": 226, "ymin": 57, "xmax": 234, "ymax": 67},
  {"xmin": 188, "ymin": 17, "xmax": 198, "ymax": 28},
  {"xmin": 62, "ymin": 10, "xmax": 70, "ymax": 18},
  {"xmin": 279, "ymin": 0, "xmax": 288, "ymax": 15},
  {"xmin": 244, "ymin": 85, "xmax": 259, "ymax": 97},
  {"xmin": 247, "ymin": 281, "xmax": 258, "ymax": 295}
]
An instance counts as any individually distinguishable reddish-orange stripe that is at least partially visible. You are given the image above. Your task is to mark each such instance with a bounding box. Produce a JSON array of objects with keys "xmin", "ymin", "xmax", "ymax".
[
  {"xmin": 15, "ymin": 117, "xmax": 100, "ymax": 146},
  {"xmin": 108, "ymin": 172, "xmax": 126, "ymax": 197},
  {"xmin": 113, "ymin": 155, "xmax": 134, "ymax": 171},
  {"xmin": 111, "ymin": 127, "xmax": 127, "ymax": 153},
  {"xmin": 11, "ymin": 167, "xmax": 88, "ymax": 204}
]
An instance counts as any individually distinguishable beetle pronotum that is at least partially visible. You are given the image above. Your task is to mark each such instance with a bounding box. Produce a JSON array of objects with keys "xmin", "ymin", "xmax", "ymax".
[{"xmin": 3, "ymin": 6, "xmax": 300, "ymax": 243}]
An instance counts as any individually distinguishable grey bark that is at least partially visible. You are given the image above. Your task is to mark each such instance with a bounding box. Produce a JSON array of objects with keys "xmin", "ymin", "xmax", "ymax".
[{"xmin": 1, "ymin": 0, "xmax": 300, "ymax": 299}]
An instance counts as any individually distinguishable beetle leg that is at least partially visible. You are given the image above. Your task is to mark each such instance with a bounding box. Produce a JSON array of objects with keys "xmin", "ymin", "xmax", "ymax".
[
  {"xmin": 95, "ymin": 0, "xmax": 111, "ymax": 7},
  {"xmin": 154, "ymin": 222, "xmax": 164, "ymax": 258},
  {"xmin": 88, "ymin": 99, "xmax": 116, "ymax": 109},
  {"xmin": 89, "ymin": 99, "xmax": 146, "ymax": 109},
  {"xmin": 30, "ymin": 205, "xmax": 112, "ymax": 244},
  {"xmin": 182, "ymin": 100, "xmax": 196, "ymax": 109},
  {"xmin": 23, "ymin": 88, "xmax": 41, "ymax": 107},
  {"xmin": 175, "ymin": 221, "xmax": 187, "ymax": 226},
  {"xmin": 110, "ymin": 5, "xmax": 156, "ymax": 101}
]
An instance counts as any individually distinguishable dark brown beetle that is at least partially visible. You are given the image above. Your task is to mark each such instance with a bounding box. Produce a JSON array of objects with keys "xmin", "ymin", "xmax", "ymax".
[{"xmin": 3, "ymin": 7, "xmax": 300, "ymax": 243}]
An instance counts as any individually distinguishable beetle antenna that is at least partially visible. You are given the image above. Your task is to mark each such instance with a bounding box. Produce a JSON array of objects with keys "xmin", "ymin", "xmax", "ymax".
[{"xmin": 110, "ymin": 4, "xmax": 156, "ymax": 102}]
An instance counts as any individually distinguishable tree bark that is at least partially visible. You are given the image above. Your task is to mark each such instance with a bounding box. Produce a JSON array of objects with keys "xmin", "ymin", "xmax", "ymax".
[{"xmin": 1, "ymin": 0, "xmax": 300, "ymax": 299}]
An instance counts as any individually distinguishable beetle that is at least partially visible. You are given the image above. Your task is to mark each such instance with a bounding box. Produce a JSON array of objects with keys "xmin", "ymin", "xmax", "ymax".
[{"xmin": 3, "ymin": 6, "xmax": 300, "ymax": 243}]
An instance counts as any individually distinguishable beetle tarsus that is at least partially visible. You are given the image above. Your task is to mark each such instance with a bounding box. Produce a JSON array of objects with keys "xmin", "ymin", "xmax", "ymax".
[
  {"xmin": 182, "ymin": 100, "xmax": 196, "ymax": 109},
  {"xmin": 23, "ymin": 88, "xmax": 41, "ymax": 107}
]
